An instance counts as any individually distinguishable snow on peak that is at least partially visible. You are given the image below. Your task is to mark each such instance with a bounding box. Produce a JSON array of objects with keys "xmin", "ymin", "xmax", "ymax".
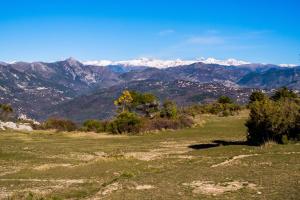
[
  {"xmin": 115, "ymin": 58, "xmax": 197, "ymax": 68},
  {"xmin": 83, "ymin": 58, "xmax": 196, "ymax": 68},
  {"xmin": 199, "ymin": 57, "xmax": 250, "ymax": 66},
  {"xmin": 83, "ymin": 57, "xmax": 251, "ymax": 68},
  {"xmin": 278, "ymin": 64, "xmax": 298, "ymax": 68}
]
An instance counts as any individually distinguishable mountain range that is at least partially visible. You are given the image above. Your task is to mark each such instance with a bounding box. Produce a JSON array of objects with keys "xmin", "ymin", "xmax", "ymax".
[{"xmin": 0, "ymin": 57, "xmax": 299, "ymax": 122}]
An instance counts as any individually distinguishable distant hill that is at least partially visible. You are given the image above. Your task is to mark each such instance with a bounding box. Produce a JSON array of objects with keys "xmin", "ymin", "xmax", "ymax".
[
  {"xmin": 46, "ymin": 80, "xmax": 255, "ymax": 122},
  {"xmin": 238, "ymin": 66, "xmax": 300, "ymax": 90}
]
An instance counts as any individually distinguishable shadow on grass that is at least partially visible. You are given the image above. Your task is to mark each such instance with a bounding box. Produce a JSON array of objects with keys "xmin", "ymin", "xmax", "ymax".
[{"xmin": 188, "ymin": 140, "xmax": 250, "ymax": 150}]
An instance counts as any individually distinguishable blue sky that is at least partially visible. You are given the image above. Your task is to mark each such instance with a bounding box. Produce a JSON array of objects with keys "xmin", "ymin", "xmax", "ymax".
[{"xmin": 0, "ymin": 0, "xmax": 300, "ymax": 64}]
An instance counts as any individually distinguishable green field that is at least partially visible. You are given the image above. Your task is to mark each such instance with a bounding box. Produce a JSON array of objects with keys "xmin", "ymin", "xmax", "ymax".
[{"xmin": 0, "ymin": 112, "xmax": 299, "ymax": 199}]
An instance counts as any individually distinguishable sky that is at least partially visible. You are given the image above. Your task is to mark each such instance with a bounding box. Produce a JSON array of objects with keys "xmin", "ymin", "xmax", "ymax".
[{"xmin": 0, "ymin": 0, "xmax": 300, "ymax": 64}]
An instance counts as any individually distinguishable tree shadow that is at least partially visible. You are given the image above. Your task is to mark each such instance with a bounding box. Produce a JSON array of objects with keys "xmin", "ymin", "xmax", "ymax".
[
  {"xmin": 188, "ymin": 140, "xmax": 251, "ymax": 150},
  {"xmin": 188, "ymin": 143, "xmax": 220, "ymax": 150}
]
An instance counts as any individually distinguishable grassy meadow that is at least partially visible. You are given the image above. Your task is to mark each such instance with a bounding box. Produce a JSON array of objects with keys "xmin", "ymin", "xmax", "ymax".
[{"xmin": 0, "ymin": 111, "xmax": 299, "ymax": 199}]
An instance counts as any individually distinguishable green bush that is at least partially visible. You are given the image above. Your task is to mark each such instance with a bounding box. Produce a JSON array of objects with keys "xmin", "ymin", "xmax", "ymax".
[
  {"xmin": 249, "ymin": 91, "xmax": 267, "ymax": 103},
  {"xmin": 41, "ymin": 118, "xmax": 77, "ymax": 132},
  {"xmin": 218, "ymin": 96, "xmax": 233, "ymax": 104},
  {"xmin": 160, "ymin": 100, "xmax": 178, "ymax": 119},
  {"xmin": 271, "ymin": 87, "xmax": 298, "ymax": 101},
  {"xmin": 246, "ymin": 98, "xmax": 300, "ymax": 145},
  {"xmin": 82, "ymin": 119, "xmax": 103, "ymax": 132},
  {"xmin": 184, "ymin": 102, "xmax": 241, "ymax": 117},
  {"xmin": 109, "ymin": 112, "xmax": 143, "ymax": 134}
]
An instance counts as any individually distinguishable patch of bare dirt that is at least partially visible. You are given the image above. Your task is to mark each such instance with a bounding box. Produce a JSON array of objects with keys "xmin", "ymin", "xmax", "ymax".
[
  {"xmin": 135, "ymin": 185, "xmax": 155, "ymax": 190},
  {"xmin": 0, "ymin": 178, "xmax": 100, "ymax": 199},
  {"xmin": 124, "ymin": 141, "xmax": 194, "ymax": 161},
  {"xmin": 65, "ymin": 132, "xmax": 128, "ymax": 139},
  {"xmin": 87, "ymin": 181, "xmax": 122, "ymax": 200},
  {"xmin": 0, "ymin": 166, "xmax": 21, "ymax": 177},
  {"xmin": 183, "ymin": 180, "xmax": 257, "ymax": 196},
  {"xmin": 33, "ymin": 163, "xmax": 73, "ymax": 171},
  {"xmin": 0, "ymin": 188, "xmax": 12, "ymax": 199},
  {"xmin": 101, "ymin": 182, "xmax": 121, "ymax": 195},
  {"xmin": 45, "ymin": 151, "xmax": 109, "ymax": 162},
  {"xmin": 211, "ymin": 154, "xmax": 258, "ymax": 168},
  {"xmin": 124, "ymin": 152, "xmax": 162, "ymax": 161},
  {"xmin": 172, "ymin": 155, "xmax": 194, "ymax": 159}
]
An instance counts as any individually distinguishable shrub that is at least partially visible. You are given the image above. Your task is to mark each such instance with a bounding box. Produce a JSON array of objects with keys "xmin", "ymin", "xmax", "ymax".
[
  {"xmin": 178, "ymin": 115, "xmax": 194, "ymax": 128},
  {"xmin": 271, "ymin": 87, "xmax": 298, "ymax": 101},
  {"xmin": 143, "ymin": 118, "xmax": 180, "ymax": 131},
  {"xmin": 142, "ymin": 115, "xmax": 194, "ymax": 132},
  {"xmin": 41, "ymin": 118, "xmax": 77, "ymax": 132},
  {"xmin": 249, "ymin": 91, "xmax": 267, "ymax": 103},
  {"xmin": 82, "ymin": 119, "xmax": 103, "ymax": 132},
  {"xmin": 109, "ymin": 112, "xmax": 143, "ymax": 134},
  {"xmin": 246, "ymin": 98, "xmax": 300, "ymax": 145},
  {"xmin": 218, "ymin": 96, "xmax": 233, "ymax": 104},
  {"xmin": 160, "ymin": 100, "xmax": 178, "ymax": 119},
  {"xmin": 182, "ymin": 102, "xmax": 242, "ymax": 117}
]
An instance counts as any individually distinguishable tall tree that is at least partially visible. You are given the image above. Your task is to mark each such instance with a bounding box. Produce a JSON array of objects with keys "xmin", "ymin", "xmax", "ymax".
[
  {"xmin": 114, "ymin": 90, "xmax": 134, "ymax": 112},
  {"xmin": 130, "ymin": 91, "xmax": 159, "ymax": 117}
]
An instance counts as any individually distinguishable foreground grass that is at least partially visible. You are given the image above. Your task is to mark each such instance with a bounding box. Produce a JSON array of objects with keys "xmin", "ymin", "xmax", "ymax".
[{"xmin": 0, "ymin": 112, "xmax": 299, "ymax": 199}]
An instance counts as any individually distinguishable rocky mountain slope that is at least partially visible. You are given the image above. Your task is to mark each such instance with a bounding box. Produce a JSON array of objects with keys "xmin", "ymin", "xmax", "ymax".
[
  {"xmin": 238, "ymin": 66, "xmax": 300, "ymax": 89},
  {"xmin": 0, "ymin": 58, "xmax": 120, "ymax": 119},
  {"xmin": 47, "ymin": 80, "xmax": 255, "ymax": 122}
]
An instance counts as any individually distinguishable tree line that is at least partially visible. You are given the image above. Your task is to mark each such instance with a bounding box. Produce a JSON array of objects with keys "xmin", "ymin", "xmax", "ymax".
[{"xmin": 2, "ymin": 87, "xmax": 299, "ymax": 146}]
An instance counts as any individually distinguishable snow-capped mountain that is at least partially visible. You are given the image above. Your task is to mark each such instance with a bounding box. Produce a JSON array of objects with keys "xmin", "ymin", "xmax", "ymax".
[
  {"xmin": 83, "ymin": 58, "xmax": 197, "ymax": 68},
  {"xmin": 83, "ymin": 57, "xmax": 251, "ymax": 68},
  {"xmin": 278, "ymin": 64, "xmax": 298, "ymax": 68},
  {"xmin": 83, "ymin": 57, "xmax": 297, "ymax": 69},
  {"xmin": 198, "ymin": 57, "xmax": 250, "ymax": 66}
]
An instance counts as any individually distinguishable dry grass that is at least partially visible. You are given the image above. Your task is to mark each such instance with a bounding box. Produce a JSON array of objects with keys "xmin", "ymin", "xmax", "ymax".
[{"xmin": 0, "ymin": 111, "xmax": 299, "ymax": 199}]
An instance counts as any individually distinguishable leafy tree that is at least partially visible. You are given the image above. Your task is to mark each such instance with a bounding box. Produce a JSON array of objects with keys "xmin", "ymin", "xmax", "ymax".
[
  {"xmin": 249, "ymin": 91, "xmax": 267, "ymax": 103},
  {"xmin": 160, "ymin": 100, "xmax": 178, "ymax": 119},
  {"xmin": 114, "ymin": 90, "xmax": 134, "ymax": 112},
  {"xmin": 271, "ymin": 87, "xmax": 298, "ymax": 101},
  {"xmin": 218, "ymin": 96, "xmax": 233, "ymax": 104},
  {"xmin": 129, "ymin": 91, "xmax": 159, "ymax": 117}
]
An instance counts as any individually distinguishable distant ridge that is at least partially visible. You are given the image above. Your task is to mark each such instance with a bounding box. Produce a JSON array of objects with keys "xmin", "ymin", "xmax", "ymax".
[
  {"xmin": 0, "ymin": 57, "xmax": 299, "ymax": 121},
  {"xmin": 83, "ymin": 57, "xmax": 297, "ymax": 69}
]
